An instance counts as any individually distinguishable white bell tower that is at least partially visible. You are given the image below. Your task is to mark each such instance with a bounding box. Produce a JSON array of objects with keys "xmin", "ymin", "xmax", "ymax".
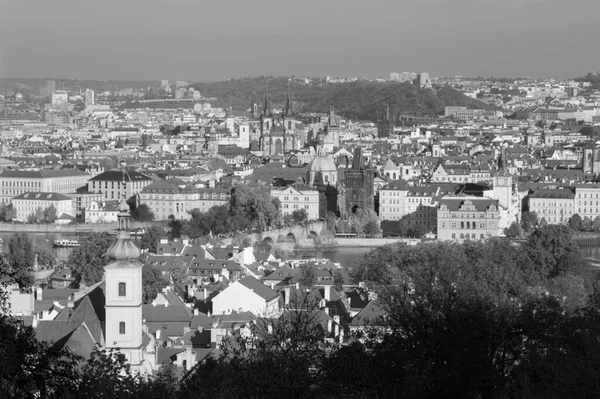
[{"xmin": 104, "ymin": 199, "xmax": 145, "ymax": 373}]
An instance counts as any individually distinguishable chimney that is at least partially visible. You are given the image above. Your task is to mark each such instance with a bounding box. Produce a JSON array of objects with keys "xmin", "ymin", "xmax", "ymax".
[
  {"xmin": 270, "ymin": 283, "xmax": 275, "ymax": 290},
  {"xmin": 36, "ymin": 286, "xmax": 42, "ymax": 301},
  {"xmin": 284, "ymin": 286, "xmax": 290, "ymax": 306},
  {"xmin": 67, "ymin": 295, "xmax": 74, "ymax": 308},
  {"xmin": 193, "ymin": 309, "xmax": 199, "ymax": 316},
  {"xmin": 156, "ymin": 329, "xmax": 161, "ymax": 340},
  {"xmin": 324, "ymin": 285, "xmax": 331, "ymax": 302},
  {"xmin": 327, "ymin": 319, "xmax": 333, "ymax": 333},
  {"xmin": 295, "ymin": 282, "xmax": 300, "ymax": 290},
  {"xmin": 203, "ymin": 288, "xmax": 208, "ymax": 301}
]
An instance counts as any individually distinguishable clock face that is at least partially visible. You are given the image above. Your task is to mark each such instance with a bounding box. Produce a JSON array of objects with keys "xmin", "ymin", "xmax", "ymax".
[{"xmin": 496, "ymin": 177, "xmax": 508, "ymax": 186}]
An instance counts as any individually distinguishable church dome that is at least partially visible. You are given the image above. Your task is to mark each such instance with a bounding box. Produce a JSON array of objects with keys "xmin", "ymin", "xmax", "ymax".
[
  {"xmin": 308, "ymin": 153, "xmax": 336, "ymax": 174},
  {"xmin": 307, "ymin": 151, "xmax": 337, "ymax": 186}
]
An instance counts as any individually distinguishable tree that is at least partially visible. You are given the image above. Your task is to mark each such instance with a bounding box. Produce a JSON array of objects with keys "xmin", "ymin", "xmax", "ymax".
[
  {"xmin": 182, "ymin": 294, "xmax": 335, "ymax": 398},
  {"xmin": 0, "ymin": 316, "xmax": 83, "ymax": 398},
  {"xmin": 77, "ymin": 348, "xmax": 142, "ymax": 398},
  {"xmin": 140, "ymin": 225, "xmax": 165, "ymax": 253},
  {"xmin": 520, "ymin": 211, "xmax": 538, "ymax": 232},
  {"xmin": 7, "ymin": 232, "xmax": 34, "ymax": 288},
  {"xmin": 131, "ymin": 204, "xmax": 155, "ymax": 222},
  {"xmin": 142, "ymin": 266, "xmax": 168, "ymax": 304},
  {"xmin": 364, "ymin": 220, "xmax": 382, "ymax": 237},
  {"xmin": 504, "ymin": 221, "xmax": 524, "ymax": 238},
  {"xmin": 525, "ymin": 225, "xmax": 587, "ymax": 280},
  {"xmin": 43, "ymin": 204, "xmax": 57, "ymax": 223},
  {"xmin": 568, "ymin": 213, "xmax": 584, "ymax": 231},
  {"xmin": 35, "ymin": 248, "xmax": 56, "ymax": 269},
  {"xmin": 168, "ymin": 218, "xmax": 183, "ymax": 239},
  {"xmin": 69, "ymin": 232, "xmax": 113, "ymax": 287},
  {"xmin": 291, "ymin": 208, "xmax": 308, "ymax": 225},
  {"xmin": 539, "ymin": 217, "xmax": 548, "ymax": 228},
  {"xmin": 333, "ymin": 270, "xmax": 345, "ymax": 291},
  {"xmin": 299, "ymin": 264, "xmax": 317, "ymax": 288}
]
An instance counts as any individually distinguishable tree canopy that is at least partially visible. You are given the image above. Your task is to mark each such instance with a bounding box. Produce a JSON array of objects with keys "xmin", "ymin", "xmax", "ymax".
[{"xmin": 68, "ymin": 232, "xmax": 113, "ymax": 287}]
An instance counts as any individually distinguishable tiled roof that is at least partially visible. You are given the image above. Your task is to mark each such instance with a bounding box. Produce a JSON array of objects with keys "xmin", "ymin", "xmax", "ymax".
[
  {"xmin": 0, "ymin": 170, "xmax": 86, "ymax": 178},
  {"xmin": 238, "ymin": 276, "xmax": 279, "ymax": 301},
  {"xmin": 89, "ymin": 170, "xmax": 152, "ymax": 182},
  {"xmin": 13, "ymin": 192, "xmax": 72, "ymax": 201}
]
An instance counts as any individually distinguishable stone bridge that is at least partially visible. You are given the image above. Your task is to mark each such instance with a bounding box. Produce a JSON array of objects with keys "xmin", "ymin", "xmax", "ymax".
[{"xmin": 221, "ymin": 221, "xmax": 326, "ymax": 248}]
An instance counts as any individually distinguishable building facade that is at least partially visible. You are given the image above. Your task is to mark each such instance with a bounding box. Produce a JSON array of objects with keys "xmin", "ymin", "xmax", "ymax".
[
  {"xmin": 140, "ymin": 181, "xmax": 229, "ymax": 221},
  {"xmin": 528, "ymin": 188, "xmax": 576, "ymax": 225},
  {"xmin": 437, "ymin": 197, "xmax": 501, "ymax": 241},
  {"xmin": 88, "ymin": 170, "xmax": 153, "ymax": 201},
  {"xmin": 11, "ymin": 192, "xmax": 73, "ymax": 222},
  {"xmin": 270, "ymin": 185, "xmax": 320, "ymax": 221},
  {"xmin": 0, "ymin": 170, "xmax": 89, "ymax": 204}
]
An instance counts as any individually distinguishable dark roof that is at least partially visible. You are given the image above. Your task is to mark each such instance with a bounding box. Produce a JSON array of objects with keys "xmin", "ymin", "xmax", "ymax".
[
  {"xmin": 530, "ymin": 188, "xmax": 576, "ymax": 199},
  {"xmin": 13, "ymin": 192, "xmax": 72, "ymax": 201},
  {"xmin": 89, "ymin": 170, "xmax": 152, "ymax": 182},
  {"xmin": 0, "ymin": 170, "xmax": 86, "ymax": 178},
  {"xmin": 238, "ymin": 276, "xmax": 279, "ymax": 301},
  {"xmin": 438, "ymin": 197, "xmax": 499, "ymax": 212}
]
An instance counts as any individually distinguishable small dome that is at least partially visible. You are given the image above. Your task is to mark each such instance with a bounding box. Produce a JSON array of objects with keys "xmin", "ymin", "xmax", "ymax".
[
  {"xmin": 117, "ymin": 199, "xmax": 130, "ymax": 213},
  {"xmin": 308, "ymin": 153, "xmax": 336, "ymax": 174}
]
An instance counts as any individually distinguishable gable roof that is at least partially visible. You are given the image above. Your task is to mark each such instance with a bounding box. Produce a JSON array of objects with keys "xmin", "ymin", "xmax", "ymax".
[{"xmin": 238, "ymin": 276, "xmax": 279, "ymax": 301}]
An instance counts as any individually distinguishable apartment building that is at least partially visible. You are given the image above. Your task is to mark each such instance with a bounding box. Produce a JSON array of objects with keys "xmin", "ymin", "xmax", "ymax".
[
  {"xmin": 140, "ymin": 180, "xmax": 229, "ymax": 221},
  {"xmin": 0, "ymin": 170, "xmax": 89, "ymax": 204},
  {"xmin": 12, "ymin": 192, "xmax": 73, "ymax": 222},
  {"xmin": 88, "ymin": 170, "xmax": 153, "ymax": 201},
  {"xmin": 528, "ymin": 188, "xmax": 576, "ymax": 224},
  {"xmin": 270, "ymin": 184, "xmax": 320, "ymax": 220}
]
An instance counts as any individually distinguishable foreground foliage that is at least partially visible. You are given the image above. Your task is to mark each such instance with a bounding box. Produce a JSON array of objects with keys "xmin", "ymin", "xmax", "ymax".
[{"xmin": 3, "ymin": 226, "xmax": 600, "ymax": 398}]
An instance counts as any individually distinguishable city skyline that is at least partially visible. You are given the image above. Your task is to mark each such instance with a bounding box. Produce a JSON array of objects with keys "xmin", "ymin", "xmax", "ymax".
[{"xmin": 1, "ymin": 0, "xmax": 598, "ymax": 82}]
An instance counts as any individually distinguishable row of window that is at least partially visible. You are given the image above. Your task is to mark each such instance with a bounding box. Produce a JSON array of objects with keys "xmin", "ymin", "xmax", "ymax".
[
  {"xmin": 441, "ymin": 221, "xmax": 486, "ymax": 229},
  {"xmin": 281, "ymin": 196, "xmax": 312, "ymax": 201},
  {"xmin": 142, "ymin": 193, "xmax": 227, "ymax": 200},
  {"xmin": 451, "ymin": 233, "xmax": 489, "ymax": 240}
]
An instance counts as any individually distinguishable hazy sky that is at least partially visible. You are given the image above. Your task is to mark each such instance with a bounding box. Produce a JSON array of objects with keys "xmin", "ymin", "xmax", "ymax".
[{"xmin": 0, "ymin": 0, "xmax": 598, "ymax": 82}]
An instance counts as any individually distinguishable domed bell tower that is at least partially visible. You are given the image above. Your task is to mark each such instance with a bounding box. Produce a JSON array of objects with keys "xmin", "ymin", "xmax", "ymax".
[{"xmin": 104, "ymin": 199, "xmax": 145, "ymax": 373}]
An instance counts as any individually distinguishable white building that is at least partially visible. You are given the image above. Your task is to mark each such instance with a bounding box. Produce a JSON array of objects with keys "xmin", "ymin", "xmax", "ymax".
[
  {"xmin": 85, "ymin": 89, "xmax": 95, "ymax": 106},
  {"xmin": 212, "ymin": 276, "xmax": 280, "ymax": 317},
  {"xmin": 83, "ymin": 201, "xmax": 118, "ymax": 223},
  {"xmin": 271, "ymin": 185, "xmax": 320, "ymax": 220},
  {"xmin": 51, "ymin": 90, "xmax": 69, "ymax": 106},
  {"xmin": 11, "ymin": 192, "xmax": 73, "ymax": 222}
]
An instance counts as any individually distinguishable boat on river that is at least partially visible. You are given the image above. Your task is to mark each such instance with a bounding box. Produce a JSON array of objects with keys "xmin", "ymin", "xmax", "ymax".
[{"xmin": 53, "ymin": 239, "xmax": 80, "ymax": 248}]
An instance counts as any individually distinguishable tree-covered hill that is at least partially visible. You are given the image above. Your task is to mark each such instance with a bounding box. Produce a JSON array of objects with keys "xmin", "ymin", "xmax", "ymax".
[
  {"xmin": 191, "ymin": 76, "xmax": 494, "ymax": 120},
  {"xmin": 574, "ymin": 72, "xmax": 600, "ymax": 90}
]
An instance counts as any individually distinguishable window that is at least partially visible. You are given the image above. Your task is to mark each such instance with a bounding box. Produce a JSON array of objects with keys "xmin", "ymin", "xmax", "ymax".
[
  {"xmin": 119, "ymin": 322, "xmax": 125, "ymax": 334},
  {"xmin": 118, "ymin": 282, "xmax": 126, "ymax": 297},
  {"xmin": 452, "ymin": 233, "xmax": 456, "ymax": 239}
]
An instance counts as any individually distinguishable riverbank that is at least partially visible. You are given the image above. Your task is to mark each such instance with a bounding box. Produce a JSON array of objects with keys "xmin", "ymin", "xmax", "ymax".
[
  {"xmin": 334, "ymin": 237, "xmax": 420, "ymax": 247},
  {"xmin": 0, "ymin": 221, "xmax": 160, "ymax": 233}
]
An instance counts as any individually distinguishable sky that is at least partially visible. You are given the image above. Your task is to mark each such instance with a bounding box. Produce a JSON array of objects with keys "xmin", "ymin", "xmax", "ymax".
[{"xmin": 0, "ymin": 0, "xmax": 598, "ymax": 82}]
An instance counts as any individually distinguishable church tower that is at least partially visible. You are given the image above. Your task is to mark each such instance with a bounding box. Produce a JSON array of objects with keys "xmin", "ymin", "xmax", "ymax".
[
  {"xmin": 493, "ymin": 145, "xmax": 512, "ymax": 210},
  {"xmin": 104, "ymin": 199, "xmax": 145, "ymax": 373}
]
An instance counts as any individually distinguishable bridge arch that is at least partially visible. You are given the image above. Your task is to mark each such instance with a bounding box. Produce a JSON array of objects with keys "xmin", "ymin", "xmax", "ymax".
[
  {"xmin": 262, "ymin": 236, "xmax": 275, "ymax": 247},
  {"xmin": 286, "ymin": 232, "xmax": 297, "ymax": 244},
  {"xmin": 308, "ymin": 231, "xmax": 319, "ymax": 239}
]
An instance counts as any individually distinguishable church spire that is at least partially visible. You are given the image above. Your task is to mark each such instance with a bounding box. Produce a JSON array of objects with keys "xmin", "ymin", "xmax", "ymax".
[
  {"xmin": 498, "ymin": 144, "xmax": 509, "ymax": 176},
  {"xmin": 105, "ymin": 199, "xmax": 141, "ymax": 261}
]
